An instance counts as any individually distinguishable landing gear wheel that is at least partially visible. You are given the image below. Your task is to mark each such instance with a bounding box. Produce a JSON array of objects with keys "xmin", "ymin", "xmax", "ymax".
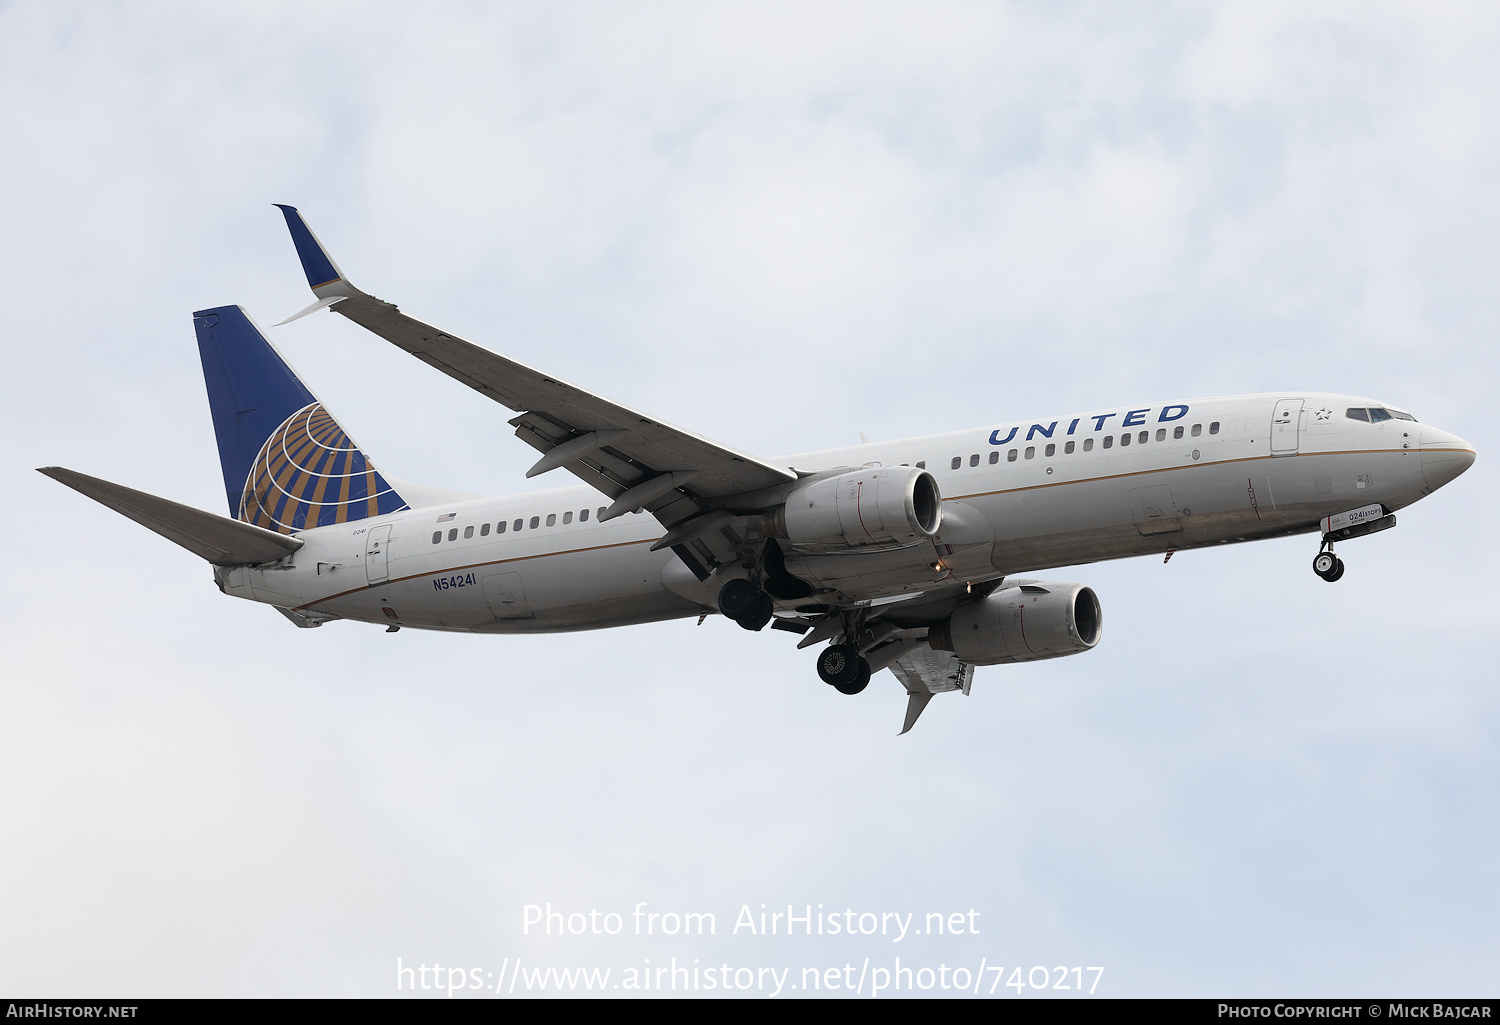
[
  {"xmin": 1313, "ymin": 551, "xmax": 1337, "ymax": 579},
  {"xmin": 816, "ymin": 644, "xmax": 861, "ymax": 688},
  {"xmin": 1327, "ymin": 557, "xmax": 1345, "ymax": 582},
  {"xmin": 717, "ymin": 578, "xmax": 759, "ymax": 620},
  {"xmin": 738, "ymin": 593, "xmax": 775, "ymax": 631},
  {"xmin": 833, "ymin": 658, "xmax": 871, "ymax": 695}
]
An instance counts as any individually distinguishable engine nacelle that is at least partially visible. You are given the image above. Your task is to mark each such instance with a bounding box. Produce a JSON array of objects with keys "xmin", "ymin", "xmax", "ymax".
[
  {"xmin": 928, "ymin": 581, "xmax": 1102, "ymax": 666},
  {"xmin": 763, "ymin": 466, "xmax": 941, "ymax": 553}
]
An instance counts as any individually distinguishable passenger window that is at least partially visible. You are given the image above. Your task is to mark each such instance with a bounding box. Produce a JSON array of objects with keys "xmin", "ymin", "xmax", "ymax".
[
  {"xmin": 1007, "ymin": 449, "xmax": 1017, "ymax": 462},
  {"xmin": 969, "ymin": 454, "xmax": 979, "ymax": 467},
  {"xmin": 1173, "ymin": 426, "xmax": 1183, "ymax": 439},
  {"xmin": 1044, "ymin": 443, "xmax": 1055, "ymax": 457},
  {"xmin": 951, "ymin": 457, "xmax": 962, "ymax": 470},
  {"xmin": 1102, "ymin": 436, "xmax": 1113, "ymax": 449},
  {"xmin": 513, "ymin": 519, "xmax": 523, "ymax": 531},
  {"xmin": 1157, "ymin": 428, "xmax": 1167, "ymax": 442},
  {"xmin": 1209, "ymin": 422, "xmax": 1220, "ymax": 435},
  {"xmin": 529, "ymin": 516, "xmax": 539, "ymax": 529},
  {"xmin": 563, "ymin": 511, "xmax": 573, "ymax": 524},
  {"xmin": 546, "ymin": 513, "xmax": 557, "ymax": 527},
  {"xmin": 464, "ymin": 525, "xmax": 474, "ymax": 539},
  {"xmin": 598, "ymin": 507, "xmax": 607, "ymax": 520},
  {"xmin": 431, "ymin": 531, "xmax": 441, "ymax": 544},
  {"xmin": 448, "ymin": 528, "xmax": 458, "ymax": 541},
  {"xmin": 1120, "ymin": 434, "xmax": 1131, "ymax": 446},
  {"xmin": 1083, "ymin": 438, "xmax": 1094, "ymax": 451},
  {"xmin": 480, "ymin": 523, "xmax": 490, "ymax": 536},
  {"xmin": 1139, "ymin": 431, "xmax": 1149, "ymax": 444},
  {"xmin": 1064, "ymin": 440, "xmax": 1075, "ymax": 454},
  {"xmin": 1369, "ymin": 408, "xmax": 1392, "ymax": 423},
  {"xmin": 1191, "ymin": 424, "xmax": 1202, "ymax": 437},
  {"xmin": 988, "ymin": 451, "xmax": 999, "ymax": 464},
  {"xmin": 497, "ymin": 520, "xmax": 507, "ymax": 534},
  {"xmin": 579, "ymin": 508, "xmax": 589, "ymax": 521},
  {"xmin": 915, "ymin": 461, "xmax": 925, "ymax": 469},
  {"xmin": 1024, "ymin": 446, "xmax": 1035, "ymax": 460}
]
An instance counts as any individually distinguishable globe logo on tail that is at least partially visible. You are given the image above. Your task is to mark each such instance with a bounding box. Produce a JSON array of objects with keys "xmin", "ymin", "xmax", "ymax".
[{"xmin": 240, "ymin": 402, "xmax": 406, "ymax": 533}]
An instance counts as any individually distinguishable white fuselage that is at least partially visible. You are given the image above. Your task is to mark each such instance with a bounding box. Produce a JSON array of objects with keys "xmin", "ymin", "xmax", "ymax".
[{"xmin": 214, "ymin": 393, "xmax": 1474, "ymax": 632}]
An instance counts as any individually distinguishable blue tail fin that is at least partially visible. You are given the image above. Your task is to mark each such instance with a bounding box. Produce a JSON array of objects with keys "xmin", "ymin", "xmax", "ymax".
[{"xmin": 194, "ymin": 305, "xmax": 407, "ymax": 533}]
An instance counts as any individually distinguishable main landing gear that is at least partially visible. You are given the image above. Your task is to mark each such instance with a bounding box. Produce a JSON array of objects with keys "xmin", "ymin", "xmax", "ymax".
[
  {"xmin": 816, "ymin": 644, "xmax": 871, "ymax": 695},
  {"xmin": 718, "ymin": 578, "xmax": 775, "ymax": 631},
  {"xmin": 718, "ymin": 577, "xmax": 870, "ymax": 695},
  {"xmin": 1312, "ymin": 546, "xmax": 1345, "ymax": 583}
]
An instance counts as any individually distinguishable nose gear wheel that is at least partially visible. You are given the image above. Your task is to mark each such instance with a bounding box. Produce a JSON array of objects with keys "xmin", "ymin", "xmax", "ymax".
[{"xmin": 1312, "ymin": 549, "xmax": 1345, "ymax": 582}]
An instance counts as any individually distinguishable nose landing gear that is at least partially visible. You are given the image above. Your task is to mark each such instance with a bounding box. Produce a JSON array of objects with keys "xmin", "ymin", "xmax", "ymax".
[{"xmin": 1313, "ymin": 547, "xmax": 1345, "ymax": 582}]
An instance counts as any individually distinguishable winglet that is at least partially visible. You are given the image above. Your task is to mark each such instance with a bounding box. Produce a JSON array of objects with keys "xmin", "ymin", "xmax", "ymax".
[
  {"xmin": 899, "ymin": 691, "xmax": 935, "ymax": 735},
  {"xmin": 272, "ymin": 295, "xmax": 349, "ymax": 327},
  {"xmin": 273, "ymin": 204, "xmax": 353, "ymax": 297}
]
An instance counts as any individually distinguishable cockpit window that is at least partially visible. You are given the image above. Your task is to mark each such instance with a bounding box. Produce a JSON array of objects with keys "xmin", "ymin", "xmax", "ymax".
[{"xmin": 1353, "ymin": 406, "xmax": 1419, "ymax": 424}]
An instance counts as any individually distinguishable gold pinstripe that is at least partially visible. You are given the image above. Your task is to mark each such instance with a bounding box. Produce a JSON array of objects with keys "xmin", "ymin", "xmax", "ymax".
[{"xmin": 294, "ymin": 536, "xmax": 660, "ymax": 611}]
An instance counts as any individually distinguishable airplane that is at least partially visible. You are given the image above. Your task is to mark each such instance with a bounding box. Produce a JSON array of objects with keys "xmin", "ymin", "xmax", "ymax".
[{"xmin": 40, "ymin": 206, "xmax": 1478, "ymax": 733}]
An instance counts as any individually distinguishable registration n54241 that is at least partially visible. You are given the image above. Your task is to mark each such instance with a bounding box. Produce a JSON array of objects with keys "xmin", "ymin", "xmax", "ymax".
[{"xmin": 433, "ymin": 572, "xmax": 477, "ymax": 592}]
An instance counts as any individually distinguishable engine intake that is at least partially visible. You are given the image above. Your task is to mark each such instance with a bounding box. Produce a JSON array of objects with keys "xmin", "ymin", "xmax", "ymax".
[
  {"xmin": 763, "ymin": 466, "xmax": 941, "ymax": 553},
  {"xmin": 928, "ymin": 581, "xmax": 1101, "ymax": 666}
]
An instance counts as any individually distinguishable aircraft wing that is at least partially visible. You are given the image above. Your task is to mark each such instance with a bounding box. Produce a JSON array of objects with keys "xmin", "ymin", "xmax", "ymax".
[
  {"xmin": 272, "ymin": 207, "xmax": 797, "ymax": 561},
  {"xmin": 888, "ymin": 647, "xmax": 974, "ymax": 734}
]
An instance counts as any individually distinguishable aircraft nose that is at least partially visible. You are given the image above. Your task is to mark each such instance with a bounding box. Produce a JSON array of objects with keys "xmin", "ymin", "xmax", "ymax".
[{"xmin": 1420, "ymin": 425, "xmax": 1476, "ymax": 492}]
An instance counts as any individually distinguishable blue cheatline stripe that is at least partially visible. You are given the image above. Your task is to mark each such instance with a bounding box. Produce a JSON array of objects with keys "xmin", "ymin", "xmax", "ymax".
[{"xmin": 274, "ymin": 204, "xmax": 341, "ymax": 289}]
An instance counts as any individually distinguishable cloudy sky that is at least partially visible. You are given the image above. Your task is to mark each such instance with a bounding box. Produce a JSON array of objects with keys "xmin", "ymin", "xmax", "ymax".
[{"xmin": 1, "ymin": 1, "xmax": 1495, "ymax": 998}]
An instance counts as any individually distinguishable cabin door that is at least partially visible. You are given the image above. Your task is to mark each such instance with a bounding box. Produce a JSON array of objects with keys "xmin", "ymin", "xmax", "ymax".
[
  {"xmin": 364, "ymin": 524, "xmax": 392, "ymax": 585},
  {"xmin": 1271, "ymin": 398, "xmax": 1303, "ymax": 456}
]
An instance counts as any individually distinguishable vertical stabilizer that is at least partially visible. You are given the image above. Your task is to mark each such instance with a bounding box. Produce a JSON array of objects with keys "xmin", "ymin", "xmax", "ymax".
[{"xmin": 193, "ymin": 305, "xmax": 406, "ymax": 533}]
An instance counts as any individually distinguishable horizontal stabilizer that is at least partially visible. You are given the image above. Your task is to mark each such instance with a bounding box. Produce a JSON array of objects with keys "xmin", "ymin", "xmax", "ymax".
[{"xmin": 38, "ymin": 467, "xmax": 304, "ymax": 566}]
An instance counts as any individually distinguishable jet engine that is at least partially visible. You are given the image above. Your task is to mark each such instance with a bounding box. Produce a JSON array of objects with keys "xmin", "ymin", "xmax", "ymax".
[
  {"xmin": 927, "ymin": 581, "xmax": 1102, "ymax": 666},
  {"xmin": 762, "ymin": 466, "xmax": 941, "ymax": 553}
]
